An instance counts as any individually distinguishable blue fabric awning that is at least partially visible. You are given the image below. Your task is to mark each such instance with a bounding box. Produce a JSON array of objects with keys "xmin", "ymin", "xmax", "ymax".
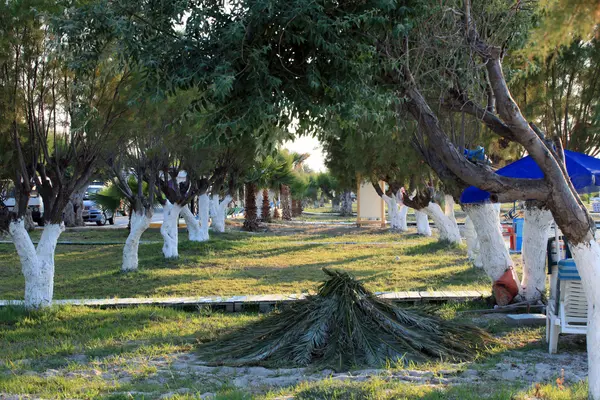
[{"xmin": 460, "ymin": 150, "xmax": 600, "ymax": 204}]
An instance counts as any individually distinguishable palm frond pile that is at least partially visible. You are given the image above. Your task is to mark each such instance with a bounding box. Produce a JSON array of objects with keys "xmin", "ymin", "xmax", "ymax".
[{"xmin": 198, "ymin": 269, "xmax": 494, "ymax": 370}]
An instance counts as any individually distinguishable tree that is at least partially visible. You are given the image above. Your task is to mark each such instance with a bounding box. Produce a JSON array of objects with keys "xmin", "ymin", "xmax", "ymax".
[
  {"xmin": 66, "ymin": 0, "xmax": 600, "ymax": 392},
  {"xmin": 511, "ymin": 38, "xmax": 600, "ymax": 156},
  {"xmin": 0, "ymin": 0, "xmax": 131, "ymax": 308}
]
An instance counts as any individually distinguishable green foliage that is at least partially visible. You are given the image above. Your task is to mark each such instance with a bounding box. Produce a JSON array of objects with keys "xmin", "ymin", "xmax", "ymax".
[
  {"xmin": 199, "ymin": 269, "xmax": 494, "ymax": 370},
  {"xmin": 523, "ymin": 0, "xmax": 599, "ymax": 57},
  {"xmin": 510, "ymin": 37, "xmax": 600, "ymax": 155}
]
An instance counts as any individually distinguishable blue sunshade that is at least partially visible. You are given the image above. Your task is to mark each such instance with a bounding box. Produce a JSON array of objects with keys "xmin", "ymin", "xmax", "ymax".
[{"xmin": 460, "ymin": 150, "xmax": 600, "ymax": 204}]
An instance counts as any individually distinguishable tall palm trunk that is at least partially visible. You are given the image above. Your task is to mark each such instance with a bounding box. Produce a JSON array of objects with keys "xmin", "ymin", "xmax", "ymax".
[
  {"xmin": 243, "ymin": 182, "xmax": 259, "ymax": 231},
  {"xmin": 261, "ymin": 189, "xmax": 271, "ymax": 222},
  {"xmin": 280, "ymin": 184, "xmax": 292, "ymax": 221},
  {"xmin": 291, "ymin": 198, "xmax": 303, "ymax": 217}
]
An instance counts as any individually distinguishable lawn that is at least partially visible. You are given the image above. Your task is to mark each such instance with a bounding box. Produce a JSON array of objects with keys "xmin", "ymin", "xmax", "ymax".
[
  {"xmin": 0, "ymin": 304, "xmax": 588, "ymax": 399},
  {"xmin": 0, "ymin": 223, "xmax": 588, "ymax": 399},
  {"xmin": 0, "ymin": 224, "xmax": 491, "ymax": 300}
]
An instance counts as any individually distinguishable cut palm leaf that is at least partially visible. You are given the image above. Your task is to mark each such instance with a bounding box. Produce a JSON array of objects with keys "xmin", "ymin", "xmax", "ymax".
[{"xmin": 198, "ymin": 269, "xmax": 494, "ymax": 370}]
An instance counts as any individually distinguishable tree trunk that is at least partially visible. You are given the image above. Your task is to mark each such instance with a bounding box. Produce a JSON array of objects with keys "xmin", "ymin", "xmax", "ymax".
[
  {"xmin": 281, "ymin": 185, "xmax": 292, "ymax": 220},
  {"xmin": 570, "ymin": 238, "xmax": 600, "ymax": 398},
  {"xmin": 414, "ymin": 210, "xmax": 432, "ymax": 236},
  {"xmin": 424, "ymin": 202, "xmax": 462, "ymax": 244},
  {"xmin": 383, "ymin": 194, "xmax": 403, "ymax": 231},
  {"xmin": 255, "ymin": 190, "xmax": 262, "ymax": 220},
  {"xmin": 64, "ymin": 188, "xmax": 86, "ymax": 227},
  {"xmin": 180, "ymin": 203, "xmax": 206, "ymax": 242},
  {"xmin": 521, "ymin": 204, "xmax": 554, "ymax": 301},
  {"xmin": 332, "ymin": 196, "xmax": 340, "ymax": 212},
  {"xmin": 63, "ymin": 202, "xmax": 76, "ymax": 227},
  {"xmin": 291, "ymin": 198, "xmax": 303, "ymax": 217},
  {"xmin": 397, "ymin": 204, "xmax": 408, "ymax": 232},
  {"xmin": 198, "ymin": 193, "xmax": 210, "ymax": 240},
  {"xmin": 340, "ymin": 190, "xmax": 353, "ymax": 216},
  {"xmin": 72, "ymin": 189, "xmax": 85, "ymax": 226},
  {"xmin": 9, "ymin": 219, "xmax": 64, "ymax": 309},
  {"xmin": 243, "ymin": 183, "xmax": 259, "ymax": 231},
  {"xmin": 24, "ymin": 209, "xmax": 35, "ymax": 231},
  {"xmin": 395, "ymin": 192, "xmax": 408, "ymax": 232},
  {"xmin": 161, "ymin": 202, "xmax": 182, "ymax": 258},
  {"xmin": 261, "ymin": 189, "xmax": 271, "ymax": 222},
  {"xmin": 122, "ymin": 210, "xmax": 152, "ymax": 272},
  {"xmin": 464, "ymin": 203, "xmax": 513, "ymax": 282},
  {"xmin": 463, "ymin": 215, "xmax": 483, "ymax": 268},
  {"xmin": 444, "ymin": 195, "xmax": 457, "ymax": 225},
  {"xmin": 210, "ymin": 194, "xmax": 232, "ymax": 232}
]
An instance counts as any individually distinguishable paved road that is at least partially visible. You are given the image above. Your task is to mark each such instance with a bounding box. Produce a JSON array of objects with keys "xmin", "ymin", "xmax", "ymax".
[{"xmin": 72, "ymin": 207, "xmax": 167, "ymax": 229}]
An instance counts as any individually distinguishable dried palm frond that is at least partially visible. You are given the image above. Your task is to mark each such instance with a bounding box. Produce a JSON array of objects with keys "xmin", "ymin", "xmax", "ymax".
[{"xmin": 198, "ymin": 269, "xmax": 494, "ymax": 370}]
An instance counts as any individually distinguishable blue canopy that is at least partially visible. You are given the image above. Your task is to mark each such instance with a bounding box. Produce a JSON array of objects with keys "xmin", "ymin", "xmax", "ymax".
[{"xmin": 460, "ymin": 150, "xmax": 600, "ymax": 204}]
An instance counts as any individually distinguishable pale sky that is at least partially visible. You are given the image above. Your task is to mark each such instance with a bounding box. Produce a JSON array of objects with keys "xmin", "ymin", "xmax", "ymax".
[{"xmin": 283, "ymin": 136, "xmax": 326, "ymax": 172}]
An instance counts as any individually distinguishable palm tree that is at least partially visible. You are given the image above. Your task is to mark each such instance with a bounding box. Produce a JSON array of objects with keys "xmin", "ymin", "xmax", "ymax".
[{"xmin": 288, "ymin": 152, "xmax": 310, "ymax": 217}]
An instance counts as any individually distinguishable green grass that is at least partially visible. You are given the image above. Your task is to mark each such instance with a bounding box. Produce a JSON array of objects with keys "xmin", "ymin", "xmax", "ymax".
[
  {"xmin": 0, "ymin": 225, "xmax": 491, "ymax": 300},
  {"xmin": 265, "ymin": 379, "xmax": 589, "ymax": 400},
  {"xmin": 0, "ymin": 304, "xmax": 587, "ymax": 399},
  {"xmin": 0, "ymin": 305, "xmax": 257, "ymax": 399}
]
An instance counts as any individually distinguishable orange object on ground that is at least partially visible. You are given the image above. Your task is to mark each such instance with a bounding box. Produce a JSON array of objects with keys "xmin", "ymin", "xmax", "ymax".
[{"xmin": 492, "ymin": 267, "xmax": 520, "ymax": 306}]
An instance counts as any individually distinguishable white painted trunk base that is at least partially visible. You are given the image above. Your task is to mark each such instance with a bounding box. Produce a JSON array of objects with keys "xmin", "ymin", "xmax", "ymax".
[
  {"xmin": 210, "ymin": 194, "xmax": 232, "ymax": 233},
  {"xmin": 122, "ymin": 211, "xmax": 152, "ymax": 272},
  {"xmin": 396, "ymin": 192, "xmax": 408, "ymax": 232},
  {"xmin": 197, "ymin": 194, "xmax": 210, "ymax": 241},
  {"xmin": 424, "ymin": 202, "xmax": 462, "ymax": 244},
  {"xmin": 444, "ymin": 195, "xmax": 457, "ymax": 225},
  {"xmin": 463, "ymin": 215, "xmax": 483, "ymax": 268},
  {"xmin": 465, "ymin": 203, "xmax": 513, "ymax": 282},
  {"xmin": 9, "ymin": 220, "xmax": 64, "ymax": 309},
  {"xmin": 521, "ymin": 206, "xmax": 554, "ymax": 301},
  {"xmin": 414, "ymin": 210, "xmax": 432, "ymax": 236},
  {"xmin": 570, "ymin": 239, "xmax": 600, "ymax": 399},
  {"xmin": 161, "ymin": 202, "xmax": 183, "ymax": 258},
  {"xmin": 180, "ymin": 204, "xmax": 205, "ymax": 242}
]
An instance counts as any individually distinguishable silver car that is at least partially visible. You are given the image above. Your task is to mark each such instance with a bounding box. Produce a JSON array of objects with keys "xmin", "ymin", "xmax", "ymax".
[{"xmin": 82, "ymin": 200, "xmax": 114, "ymax": 226}]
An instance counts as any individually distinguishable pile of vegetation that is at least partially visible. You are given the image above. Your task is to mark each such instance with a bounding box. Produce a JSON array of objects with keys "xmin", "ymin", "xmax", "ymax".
[{"xmin": 199, "ymin": 269, "xmax": 494, "ymax": 370}]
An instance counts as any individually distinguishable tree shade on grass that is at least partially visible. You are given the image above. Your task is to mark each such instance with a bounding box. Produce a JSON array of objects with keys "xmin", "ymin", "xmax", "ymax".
[{"xmin": 198, "ymin": 269, "xmax": 494, "ymax": 371}]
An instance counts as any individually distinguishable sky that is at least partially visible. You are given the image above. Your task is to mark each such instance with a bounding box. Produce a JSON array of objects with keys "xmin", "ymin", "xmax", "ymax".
[{"xmin": 283, "ymin": 136, "xmax": 327, "ymax": 172}]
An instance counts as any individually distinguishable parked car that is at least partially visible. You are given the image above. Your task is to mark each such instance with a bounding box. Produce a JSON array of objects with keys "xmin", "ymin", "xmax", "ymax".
[
  {"xmin": 83, "ymin": 184, "xmax": 115, "ymax": 226},
  {"xmin": 3, "ymin": 189, "xmax": 45, "ymax": 226},
  {"xmin": 82, "ymin": 199, "xmax": 114, "ymax": 226}
]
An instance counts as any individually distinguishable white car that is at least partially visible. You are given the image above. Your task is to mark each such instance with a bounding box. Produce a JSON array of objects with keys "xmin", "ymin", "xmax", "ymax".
[{"xmin": 3, "ymin": 190, "xmax": 45, "ymax": 226}]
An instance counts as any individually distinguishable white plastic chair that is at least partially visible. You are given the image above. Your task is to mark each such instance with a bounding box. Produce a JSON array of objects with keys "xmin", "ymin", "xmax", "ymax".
[{"xmin": 546, "ymin": 258, "xmax": 588, "ymax": 354}]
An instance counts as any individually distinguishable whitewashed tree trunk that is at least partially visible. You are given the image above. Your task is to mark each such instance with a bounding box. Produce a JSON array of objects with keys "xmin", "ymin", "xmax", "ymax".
[
  {"xmin": 122, "ymin": 210, "xmax": 152, "ymax": 272},
  {"xmin": 444, "ymin": 195, "xmax": 457, "ymax": 225},
  {"xmin": 414, "ymin": 210, "xmax": 432, "ymax": 236},
  {"xmin": 520, "ymin": 206, "xmax": 554, "ymax": 301},
  {"xmin": 395, "ymin": 192, "xmax": 408, "ymax": 232},
  {"xmin": 210, "ymin": 194, "xmax": 232, "ymax": 233},
  {"xmin": 180, "ymin": 204, "xmax": 205, "ymax": 242},
  {"xmin": 463, "ymin": 215, "xmax": 483, "ymax": 268},
  {"xmin": 382, "ymin": 194, "xmax": 401, "ymax": 231},
  {"xmin": 569, "ymin": 238, "xmax": 600, "ymax": 399},
  {"xmin": 424, "ymin": 202, "xmax": 462, "ymax": 244},
  {"xmin": 197, "ymin": 194, "xmax": 210, "ymax": 241},
  {"xmin": 9, "ymin": 220, "xmax": 64, "ymax": 309},
  {"xmin": 161, "ymin": 202, "xmax": 182, "ymax": 258},
  {"xmin": 465, "ymin": 203, "xmax": 513, "ymax": 282}
]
